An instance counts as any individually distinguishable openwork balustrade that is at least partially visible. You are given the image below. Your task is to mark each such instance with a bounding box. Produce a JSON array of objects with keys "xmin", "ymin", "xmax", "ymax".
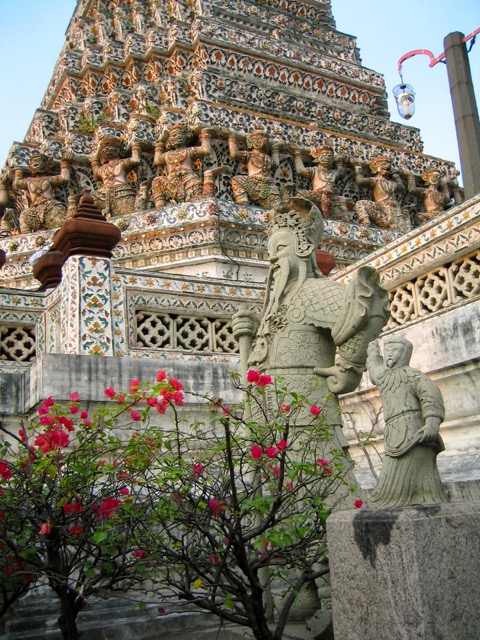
[
  {"xmin": 135, "ymin": 310, "xmax": 238, "ymax": 354},
  {"xmin": 0, "ymin": 325, "xmax": 36, "ymax": 362},
  {"xmin": 387, "ymin": 248, "xmax": 480, "ymax": 329}
]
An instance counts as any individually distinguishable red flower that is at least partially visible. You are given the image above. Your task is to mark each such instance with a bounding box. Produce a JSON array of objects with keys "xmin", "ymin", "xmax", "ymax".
[
  {"xmin": 44, "ymin": 397, "xmax": 54, "ymax": 408},
  {"xmin": 208, "ymin": 499, "xmax": 226, "ymax": 517},
  {"xmin": 156, "ymin": 401, "xmax": 167, "ymax": 414},
  {"xmin": 266, "ymin": 447, "xmax": 277, "ymax": 459},
  {"xmin": 95, "ymin": 498, "xmax": 120, "ymax": 519},
  {"xmin": 104, "ymin": 387, "xmax": 116, "ymax": 399},
  {"xmin": 147, "ymin": 397, "xmax": 158, "ymax": 408},
  {"xmin": 80, "ymin": 410, "xmax": 89, "ymax": 419},
  {"xmin": 157, "ymin": 607, "xmax": 166, "ymax": 616},
  {"xmin": 40, "ymin": 415, "xmax": 55, "ymax": 426},
  {"xmin": 135, "ymin": 549, "xmax": 147, "ymax": 559},
  {"xmin": 354, "ymin": 499, "xmax": 363, "ymax": 509},
  {"xmin": 276, "ymin": 439, "xmax": 287, "ymax": 451},
  {"xmin": 156, "ymin": 370, "xmax": 167, "ymax": 382},
  {"xmin": 310, "ymin": 405, "xmax": 321, "ymax": 416},
  {"xmin": 280, "ymin": 404, "xmax": 291, "ymax": 413},
  {"xmin": 70, "ymin": 405, "xmax": 79, "ymax": 415},
  {"xmin": 169, "ymin": 377, "xmax": 183, "ymax": 391},
  {"xmin": 0, "ymin": 460, "xmax": 12, "ymax": 480},
  {"xmin": 39, "ymin": 523, "xmax": 52, "ymax": 535},
  {"xmin": 37, "ymin": 405, "xmax": 49, "ymax": 416},
  {"xmin": 68, "ymin": 526, "xmax": 83, "ymax": 536},
  {"xmin": 119, "ymin": 487, "xmax": 130, "ymax": 496},
  {"xmin": 285, "ymin": 481, "xmax": 293, "ymax": 490},
  {"xmin": 316, "ymin": 458, "xmax": 330, "ymax": 467},
  {"xmin": 273, "ymin": 466, "xmax": 281, "ymax": 476},
  {"xmin": 247, "ymin": 369, "xmax": 261, "ymax": 383},
  {"xmin": 193, "ymin": 462, "xmax": 205, "ymax": 476},
  {"xmin": 18, "ymin": 429, "xmax": 27, "ymax": 442},
  {"xmin": 209, "ymin": 553, "xmax": 219, "ymax": 565},
  {"xmin": 130, "ymin": 410, "xmax": 142, "ymax": 422},
  {"xmin": 222, "ymin": 406, "xmax": 230, "ymax": 416},
  {"xmin": 83, "ymin": 420, "xmax": 92, "ymax": 428},
  {"xmin": 58, "ymin": 416, "xmax": 75, "ymax": 431},
  {"xmin": 130, "ymin": 378, "xmax": 140, "ymax": 392},
  {"xmin": 116, "ymin": 393, "xmax": 125, "ymax": 404},
  {"xmin": 250, "ymin": 444, "xmax": 263, "ymax": 460},
  {"xmin": 257, "ymin": 374, "xmax": 273, "ymax": 387},
  {"xmin": 69, "ymin": 392, "xmax": 80, "ymax": 402},
  {"xmin": 173, "ymin": 390, "xmax": 184, "ymax": 406}
]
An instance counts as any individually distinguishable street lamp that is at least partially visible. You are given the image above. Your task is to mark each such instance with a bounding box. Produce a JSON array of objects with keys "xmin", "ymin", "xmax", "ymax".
[{"xmin": 394, "ymin": 28, "xmax": 480, "ymax": 199}]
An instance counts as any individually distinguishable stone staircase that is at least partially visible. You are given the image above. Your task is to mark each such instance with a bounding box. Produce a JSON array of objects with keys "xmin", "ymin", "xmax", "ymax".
[{"xmin": 0, "ymin": 594, "xmax": 234, "ymax": 640}]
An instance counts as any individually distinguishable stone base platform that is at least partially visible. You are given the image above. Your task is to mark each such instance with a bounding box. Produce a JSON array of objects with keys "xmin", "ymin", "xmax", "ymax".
[{"xmin": 327, "ymin": 502, "xmax": 480, "ymax": 640}]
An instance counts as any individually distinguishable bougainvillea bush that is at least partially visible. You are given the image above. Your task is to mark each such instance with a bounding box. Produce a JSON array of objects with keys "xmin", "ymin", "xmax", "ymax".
[{"xmin": 0, "ymin": 370, "xmax": 358, "ymax": 640}]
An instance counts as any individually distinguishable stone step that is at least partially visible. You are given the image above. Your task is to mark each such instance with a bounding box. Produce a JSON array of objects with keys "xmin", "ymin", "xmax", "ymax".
[{"xmin": 1, "ymin": 610, "xmax": 216, "ymax": 640}]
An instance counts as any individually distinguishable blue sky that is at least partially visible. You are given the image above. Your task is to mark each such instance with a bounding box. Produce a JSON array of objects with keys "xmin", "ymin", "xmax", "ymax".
[{"xmin": 0, "ymin": 0, "xmax": 478, "ymax": 182}]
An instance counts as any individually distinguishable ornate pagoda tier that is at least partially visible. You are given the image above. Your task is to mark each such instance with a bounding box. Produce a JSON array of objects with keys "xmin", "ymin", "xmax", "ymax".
[{"xmin": 0, "ymin": 0, "xmax": 459, "ymax": 279}]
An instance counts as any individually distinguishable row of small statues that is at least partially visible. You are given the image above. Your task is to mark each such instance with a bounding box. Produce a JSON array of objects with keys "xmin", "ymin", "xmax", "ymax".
[{"xmin": 0, "ymin": 125, "xmax": 463, "ymax": 235}]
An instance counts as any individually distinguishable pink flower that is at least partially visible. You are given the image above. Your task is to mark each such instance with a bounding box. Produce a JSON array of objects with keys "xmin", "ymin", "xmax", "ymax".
[
  {"xmin": 40, "ymin": 415, "xmax": 55, "ymax": 426},
  {"xmin": 70, "ymin": 405, "xmax": 79, "ymax": 415},
  {"xmin": 44, "ymin": 397, "xmax": 54, "ymax": 408},
  {"xmin": 104, "ymin": 387, "xmax": 116, "ymax": 399},
  {"xmin": 38, "ymin": 405, "xmax": 49, "ymax": 416},
  {"xmin": 69, "ymin": 526, "xmax": 83, "ymax": 536},
  {"xmin": 116, "ymin": 393, "xmax": 125, "ymax": 404},
  {"xmin": 250, "ymin": 444, "xmax": 263, "ymax": 460},
  {"xmin": 310, "ymin": 405, "xmax": 321, "ymax": 416},
  {"xmin": 96, "ymin": 498, "xmax": 120, "ymax": 519},
  {"xmin": 285, "ymin": 482, "xmax": 293, "ymax": 490},
  {"xmin": 80, "ymin": 410, "xmax": 89, "ymax": 420},
  {"xmin": 18, "ymin": 429, "xmax": 27, "ymax": 442},
  {"xmin": 135, "ymin": 549, "xmax": 147, "ymax": 559},
  {"xmin": 147, "ymin": 397, "xmax": 158, "ymax": 408},
  {"xmin": 276, "ymin": 439, "xmax": 287, "ymax": 451},
  {"xmin": 354, "ymin": 499, "xmax": 363, "ymax": 509},
  {"xmin": 39, "ymin": 523, "xmax": 52, "ymax": 535},
  {"xmin": 257, "ymin": 374, "xmax": 273, "ymax": 387},
  {"xmin": 247, "ymin": 369, "xmax": 261, "ymax": 383},
  {"xmin": 156, "ymin": 370, "xmax": 167, "ymax": 382},
  {"xmin": 316, "ymin": 458, "xmax": 330, "ymax": 467},
  {"xmin": 280, "ymin": 404, "xmax": 291, "ymax": 413},
  {"xmin": 130, "ymin": 410, "xmax": 142, "ymax": 422},
  {"xmin": 83, "ymin": 420, "xmax": 92, "ymax": 428},
  {"xmin": 156, "ymin": 401, "xmax": 168, "ymax": 414},
  {"xmin": 209, "ymin": 553, "xmax": 219, "ymax": 565},
  {"xmin": 273, "ymin": 466, "xmax": 280, "ymax": 476},
  {"xmin": 222, "ymin": 406, "xmax": 230, "ymax": 416},
  {"xmin": 119, "ymin": 487, "xmax": 130, "ymax": 496},
  {"xmin": 266, "ymin": 447, "xmax": 277, "ymax": 459},
  {"xmin": 69, "ymin": 392, "xmax": 80, "ymax": 402}
]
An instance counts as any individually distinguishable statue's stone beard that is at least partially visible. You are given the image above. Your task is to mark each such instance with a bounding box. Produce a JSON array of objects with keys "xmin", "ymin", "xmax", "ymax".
[{"xmin": 264, "ymin": 257, "xmax": 307, "ymax": 320}]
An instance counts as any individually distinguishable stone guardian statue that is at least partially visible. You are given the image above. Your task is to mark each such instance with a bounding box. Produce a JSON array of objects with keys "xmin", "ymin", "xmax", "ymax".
[{"xmin": 366, "ymin": 336, "xmax": 448, "ymax": 508}]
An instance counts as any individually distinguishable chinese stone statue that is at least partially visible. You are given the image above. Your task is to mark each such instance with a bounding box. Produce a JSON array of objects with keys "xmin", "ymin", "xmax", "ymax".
[
  {"xmin": 233, "ymin": 196, "xmax": 389, "ymax": 432},
  {"xmin": 91, "ymin": 137, "xmax": 141, "ymax": 218},
  {"xmin": 291, "ymin": 144, "xmax": 350, "ymax": 221},
  {"xmin": 366, "ymin": 336, "xmax": 448, "ymax": 508},
  {"xmin": 228, "ymin": 129, "xmax": 282, "ymax": 208},
  {"xmin": 405, "ymin": 167, "xmax": 451, "ymax": 226},
  {"xmin": 13, "ymin": 152, "xmax": 71, "ymax": 233},
  {"xmin": 354, "ymin": 156, "xmax": 409, "ymax": 231},
  {"xmin": 151, "ymin": 124, "xmax": 217, "ymax": 208}
]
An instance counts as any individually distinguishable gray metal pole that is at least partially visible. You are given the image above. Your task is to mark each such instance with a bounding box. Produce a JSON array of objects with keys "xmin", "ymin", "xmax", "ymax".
[{"xmin": 444, "ymin": 32, "xmax": 480, "ymax": 199}]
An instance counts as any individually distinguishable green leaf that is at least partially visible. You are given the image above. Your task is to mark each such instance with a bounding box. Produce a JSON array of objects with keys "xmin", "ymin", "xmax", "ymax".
[{"xmin": 93, "ymin": 531, "xmax": 109, "ymax": 544}]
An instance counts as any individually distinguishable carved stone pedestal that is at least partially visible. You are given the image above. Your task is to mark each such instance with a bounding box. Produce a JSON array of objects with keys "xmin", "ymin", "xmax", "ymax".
[{"xmin": 327, "ymin": 502, "xmax": 480, "ymax": 640}]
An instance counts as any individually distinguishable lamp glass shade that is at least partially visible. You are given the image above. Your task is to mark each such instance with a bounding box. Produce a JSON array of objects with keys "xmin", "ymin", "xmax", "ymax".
[{"xmin": 393, "ymin": 83, "xmax": 416, "ymax": 119}]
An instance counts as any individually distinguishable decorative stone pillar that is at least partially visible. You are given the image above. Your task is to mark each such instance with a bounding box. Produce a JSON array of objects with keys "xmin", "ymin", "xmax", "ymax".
[{"xmin": 52, "ymin": 190, "xmax": 122, "ymax": 356}]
